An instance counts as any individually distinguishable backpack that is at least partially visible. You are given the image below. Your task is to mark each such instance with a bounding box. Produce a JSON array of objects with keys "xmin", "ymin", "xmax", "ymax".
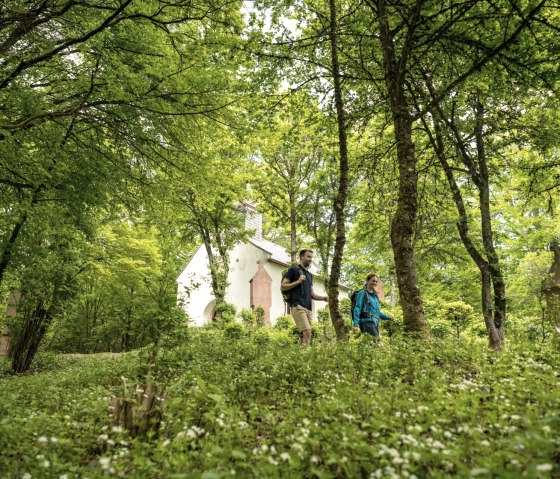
[
  {"xmin": 281, "ymin": 266, "xmax": 304, "ymax": 303},
  {"xmin": 350, "ymin": 288, "xmax": 364, "ymax": 319}
]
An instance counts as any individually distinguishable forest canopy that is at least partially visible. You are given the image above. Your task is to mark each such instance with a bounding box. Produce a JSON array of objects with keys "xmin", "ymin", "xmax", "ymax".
[{"xmin": 0, "ymin": 0, "xmax": 559, "ymax": 366}]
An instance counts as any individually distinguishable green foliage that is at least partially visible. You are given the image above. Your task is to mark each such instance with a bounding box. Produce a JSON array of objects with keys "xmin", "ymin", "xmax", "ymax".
[
  {"xmin": 214, "ymin": 302, "xmax": 237, "ymax": 323},
  {"xmin": 1, "ymin": 332, "xmax": 559, "ymax": 478},
  {"xmin": 42, "ymin": 222, "xmax": 186, "ymax": 354},
  {"xmin": 223, "ymin": 322, "xmax": 246, "ymax": 340},
  {"xmin": 242, "ymin": 306, "xmax": 266, "ymax": 329},
  {"xmin": 254, "ymin": 306, "xmax": 266, "ymax": 328},
  {"xmin": 273, "ymin": 314, "xmax": 293, "ymax": 330},
  {"xmin": 424, "ymin": 300, "xmax": 478, "ymax": 341},
  {"xmin": 339, "ymin": 296, "xmax": 351, "ymax": 318},
  {"xmin": 240, "ymin": 308, "xmax": 256, "ymax": 328},
  {"xmin": 443, "ymin": 301, "xmax": 476, "ymax": 340}
]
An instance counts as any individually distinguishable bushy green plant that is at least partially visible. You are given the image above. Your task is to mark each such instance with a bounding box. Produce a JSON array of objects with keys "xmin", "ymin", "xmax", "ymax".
[
  {"xmin": 224, "ymin": 322, "xmax": 245, "ymax": 339},
  {"xmin": 214, "ymin": 302, "xmax": 236, "ymax": 323},
  {"xmin": 443, "ymin": 301, "xmax": 475, "ymax": 339},
  {"xmin": 428, "ymin": 316, "xmax": 453, "ymax": 339},
  {"xmin": 273, "ymin": 314, "xmax": 293, "ymax": 330},
  {"xmin": 254, "ymin": 305, "xmax": 265, "ymax": 328},
  {"xmin": 240, "ymin": 308, "xmax": 256, "ymax": 328},
  {"xmin": 339, "ymin": 296, "xmax": 351, "ymax": 318}
]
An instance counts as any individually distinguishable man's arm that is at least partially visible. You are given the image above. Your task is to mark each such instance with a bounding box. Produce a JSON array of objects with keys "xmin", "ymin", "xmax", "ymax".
[
  {"xmin": 280, "ymin": 268, "xmax": 305, "ymax": 292},
  {"xmin": 311, "ymin": 288, "xmax": 328, "ymax": 302}
]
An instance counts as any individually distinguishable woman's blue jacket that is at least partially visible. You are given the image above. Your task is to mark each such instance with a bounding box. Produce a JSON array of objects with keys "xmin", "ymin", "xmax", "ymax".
[{"xmin": 352, "ymin": 289, "xmax": 391, "ymax": 327}]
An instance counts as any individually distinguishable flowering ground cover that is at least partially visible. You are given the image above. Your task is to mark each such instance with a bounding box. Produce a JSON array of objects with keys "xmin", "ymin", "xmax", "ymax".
[{"xmin": 0, "ymin": 330, "xmax": 558, "ymax": 478}]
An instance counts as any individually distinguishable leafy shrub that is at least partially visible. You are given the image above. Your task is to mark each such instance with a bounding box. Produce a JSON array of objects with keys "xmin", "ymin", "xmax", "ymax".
[
  {"xmin": 224, "ymin": 322, "xmax": 245, "ymax": 339},
  {"xmin": 254, "ymin": 305, "xmax": 265, "ymax": 328},
  {"xmin": 214, "ymin": 302, "xmax": 236, "ymax": 323},
  {"xmin": 429, "ymin": 316, "xmax": 453, "ymax": 339},
  {"xmin": 443, "ymin": 301, "xmax": 475, "ymax": 339},
  {"xmin": 273, "ymin": 314, "xmax": 293, "ymax": 330},
  {"xmin": 250, "ymin": 327, "xmax": 272, "ymax": 346},
  {"xmin": 240, "ymin": 308, "xmax": 256, "ymax": 328},
  {"xmin": 339, "ymin": 297, "xmax": 351, "ymax": 318}
]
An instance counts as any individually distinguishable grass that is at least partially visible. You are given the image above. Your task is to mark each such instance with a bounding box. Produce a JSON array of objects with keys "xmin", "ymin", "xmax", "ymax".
[{"xmin": 0, "ymin": 329, "xmax": 558, "ymax": 478}]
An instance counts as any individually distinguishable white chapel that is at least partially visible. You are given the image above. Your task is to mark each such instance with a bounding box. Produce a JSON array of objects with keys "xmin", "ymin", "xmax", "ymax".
[{"xmin": 176, "ymin": 202, "xmax": 341, "ymax": 326}]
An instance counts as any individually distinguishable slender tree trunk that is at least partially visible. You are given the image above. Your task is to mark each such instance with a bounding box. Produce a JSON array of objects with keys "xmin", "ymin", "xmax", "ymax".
[
  {"xmin": 203, "ymin": 241, "xmax": 228, "ymax": 309},
  {"xmin": 377, "ymin": 0, "xmax": 429, "ymax": 337},
  {"xmin": 326, "ymin": 0, "xmax": 349, "ymax": 341},
  {"xmin": 474, "ymin": 99, "xmax": 505, "ymax": 343},
  {"xmin": 424, "ymin": 100, "xmax": 504, "ymax": 349}
]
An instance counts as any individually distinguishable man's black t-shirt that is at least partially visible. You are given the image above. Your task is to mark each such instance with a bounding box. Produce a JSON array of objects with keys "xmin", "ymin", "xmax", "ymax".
[{"xmin": 285, "ymin": 265, "xmax": 313, "ymax": 310}]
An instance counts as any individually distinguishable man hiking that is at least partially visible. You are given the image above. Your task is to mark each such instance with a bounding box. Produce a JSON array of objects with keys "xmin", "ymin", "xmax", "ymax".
[{"xmin": 281, "ymin": 249, "xmax": 328, "ymax": 345}]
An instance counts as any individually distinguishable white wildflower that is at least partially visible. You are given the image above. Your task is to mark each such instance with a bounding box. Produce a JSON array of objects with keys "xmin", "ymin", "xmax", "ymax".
[
  {"xmin": 442, "ymin": 460, "xmax": 454, "ymax": 471},
  {"xmin": 38, "ymin": 436, "xmax": 48, "ymax": 443},
  {"xmin": 42, "ymin": 461, "xmax": 51, "ymax": 468},
  {"xmin": 470, "ymin": 468, "xmax": 489, "ymax": 477},
  {"xmin": 431, "ymin": 440, "xmax": 445, "ymax": 450},
  {"xmin": 536, "ymin": 464, "xmax": 553, "ymax": 472},
  {"xmin": 280, "ymin": 452, "xmax": 290, "ymax": 461},
  {"xmin": 99, "ymin": 457, "xmax": 111, "ymax": 469},
  {"xmin": 292, "ymin": 442, "xmax": 304, "ymax": 452}
]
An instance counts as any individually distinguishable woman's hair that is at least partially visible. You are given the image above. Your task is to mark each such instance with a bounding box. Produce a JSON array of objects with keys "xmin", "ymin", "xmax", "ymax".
[{"xmin": 366, "ymin": 273, "xmax": 379, "ymax": 282}]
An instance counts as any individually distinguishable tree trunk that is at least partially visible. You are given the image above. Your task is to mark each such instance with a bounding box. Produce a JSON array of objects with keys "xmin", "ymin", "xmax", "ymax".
[
  {"xmin": 10, "ymin": 300, "xmax": 53, "ymax": 373},
  {"xmin": 326, "ymin": 0, "xmax": 350, "ymax": 341},
  {"xmin": 424, "ymin": 95, "xmax": 504, "ymax": 349},
  {"xmin": 377, "ymin": 0, "xmax": 429, "ymax": 337},
  {"xmin": 474, "ymin": 99, "xmax": 505, "ymax": 344},
  {"xmin": 204, "ymin": 242, "xmax": 228, "ymax": 309},
  {"xmin": 543, "ymin": 240, "xmax": 560, "ymax": 329}
]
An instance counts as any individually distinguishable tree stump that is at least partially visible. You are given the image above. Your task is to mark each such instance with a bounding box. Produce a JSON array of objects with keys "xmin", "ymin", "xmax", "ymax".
[{"xmin": 108, "ymin": 380, "xmax": 166, "ymax": 437}]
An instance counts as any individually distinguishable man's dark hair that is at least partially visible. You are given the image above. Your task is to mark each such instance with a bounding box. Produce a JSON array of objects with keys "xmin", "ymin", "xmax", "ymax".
[{"xmin": 299, "ymin": 249, "xmax": 314, "ymax": 258}]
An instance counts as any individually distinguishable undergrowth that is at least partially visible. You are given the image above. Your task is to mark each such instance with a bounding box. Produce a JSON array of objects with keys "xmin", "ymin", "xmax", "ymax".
[{"xmin": 0, "ymin": 330, "xmax": 558, "ymax": 478}]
